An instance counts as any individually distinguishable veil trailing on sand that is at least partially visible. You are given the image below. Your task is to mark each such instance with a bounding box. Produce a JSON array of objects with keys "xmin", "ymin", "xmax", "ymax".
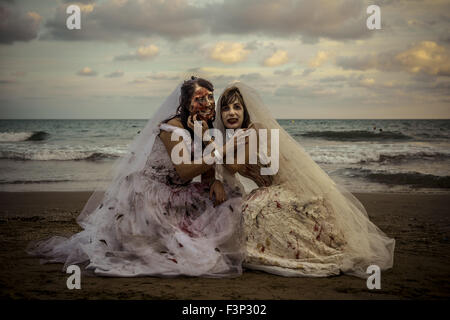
[
  {"xmin": 76, "ymin": 84, "xmax": 183, "ymax": 228},
  {"xmin": 215, "ymin": 81, "xmax": 395, "ymax": 278}
]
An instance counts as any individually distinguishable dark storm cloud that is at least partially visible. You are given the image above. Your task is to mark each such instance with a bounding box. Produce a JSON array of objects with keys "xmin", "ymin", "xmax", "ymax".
[
  {"xmin": 44, "ymin": 0, "xmax": 373, "ymax": 42},
  {"xmin": 105, "ymin": 71, "xmax": 124, "ymax": 78},
  {"xmin": 208, "ymin": 0, "xmax": 371, "ymax": 41},
  {"xmin": 44, "ymin": 0, "xmax": 204, "ymax": 41},
  {"xmin": 0, "ymin": 2, "xmax": 41, "ymax": 44}
]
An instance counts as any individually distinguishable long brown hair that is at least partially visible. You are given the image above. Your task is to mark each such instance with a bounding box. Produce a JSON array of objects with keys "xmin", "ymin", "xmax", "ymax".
[
  {"xmin": 164, "ymin": 76, "xmax": 214, "ymax": 137},
  {"xmin": 219, "ymin": 86, "xmax": 251, "ymax": 128}
]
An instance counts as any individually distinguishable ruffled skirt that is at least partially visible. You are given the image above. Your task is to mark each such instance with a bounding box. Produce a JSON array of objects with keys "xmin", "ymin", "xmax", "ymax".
[{"xmin": 27, "ymin": 171, "xmax": 244, "ymax": 278}]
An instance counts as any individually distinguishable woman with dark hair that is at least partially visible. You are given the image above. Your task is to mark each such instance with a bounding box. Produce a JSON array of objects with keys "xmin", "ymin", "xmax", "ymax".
[
  {"xmin": 168, "ymin": 77, "xmax": 216, "ymax": 135},
  {"xmin": 160, "ymin": 77, "xmax": 221, "ymax": 185},
  {"xmin": 215, "ymin": 86, "xmax": 273, "ymax": 189},
  {"xmin": 215, "ymin": 82, "xmax": 395, "ymax": 278},
  {"xmin": 216, "ymin": 86, "xmax": 251, "ymax": 129},
  {"xmin": 27, "ymin": 78, "xmax": 246, "ymax": 278}
]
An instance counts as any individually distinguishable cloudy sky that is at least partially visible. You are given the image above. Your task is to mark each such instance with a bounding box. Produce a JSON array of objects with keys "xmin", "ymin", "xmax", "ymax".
[{"xmin": 0, "ymin": 0, "xmax": 449, "ymax": 119}]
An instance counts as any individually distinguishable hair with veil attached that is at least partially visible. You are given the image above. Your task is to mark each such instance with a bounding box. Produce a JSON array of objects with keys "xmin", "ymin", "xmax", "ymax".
[{"xmin": 214, "ymin": 81, "xmax": 395, "ymax": 278}]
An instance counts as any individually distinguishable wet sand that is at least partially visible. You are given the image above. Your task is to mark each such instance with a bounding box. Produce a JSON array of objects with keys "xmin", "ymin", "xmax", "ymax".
[{"xmin": 0, "ymin": 191, "xmax": 449, "ymax": 300}]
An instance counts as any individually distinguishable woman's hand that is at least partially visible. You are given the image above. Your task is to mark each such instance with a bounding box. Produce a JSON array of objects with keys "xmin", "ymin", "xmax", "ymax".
[
  {"xmin": 222, "ymin": 129, "xmax": 249, "ymax": 157},
  {"xmin": 238, "ymin": 164, "xmax": 274, "ymax": 187},
  {"xmin": 187, "ymin": 114, "xmax": 209, "ymax": 136},
  {"xmin": 209, "ymin": 180, "xmax": 227, "ymax": 207}
]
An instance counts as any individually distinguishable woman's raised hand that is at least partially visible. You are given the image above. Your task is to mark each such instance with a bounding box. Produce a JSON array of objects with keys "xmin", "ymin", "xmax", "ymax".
[
  {"xmin": 225, "ymin": 129, "xmax": 250, "ymax": 152},
  {"xmin": 187, "ymin": 113, "xmax": 209, "ymax": 136}
]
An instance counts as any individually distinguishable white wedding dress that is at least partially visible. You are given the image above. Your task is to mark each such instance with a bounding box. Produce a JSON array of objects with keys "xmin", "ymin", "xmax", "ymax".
[
  {"xmin": 215, "ymin": 82, "xmax": 395, "ymax": 278},
  {"xmin": 27, "ymin": 84, "xmax": 245, "ymax": 277}
]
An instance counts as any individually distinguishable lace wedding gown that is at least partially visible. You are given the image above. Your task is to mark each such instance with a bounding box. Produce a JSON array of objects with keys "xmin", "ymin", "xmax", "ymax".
[
  {"xmin": 242, "ymin": 184, "xmax": 350, "ymax": 277},
  {"xmin": 27, "ymin": 87, "xmax": 245, "ymax": 278}
]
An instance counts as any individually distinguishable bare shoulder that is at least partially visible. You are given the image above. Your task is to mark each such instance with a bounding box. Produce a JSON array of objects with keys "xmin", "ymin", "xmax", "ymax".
[
  {"xmin": 159, "ymin": 117, "xmax": 184, "ymax": 145},
  {"xmin": 166, "ymin": 117, "xmax": 184, "ymax": 129}
]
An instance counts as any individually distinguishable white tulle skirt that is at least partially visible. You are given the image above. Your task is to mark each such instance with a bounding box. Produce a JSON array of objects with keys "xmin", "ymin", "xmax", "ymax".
[{"xmin": 27, "ymin": 137, "xmax": 245, "ymax": 278}]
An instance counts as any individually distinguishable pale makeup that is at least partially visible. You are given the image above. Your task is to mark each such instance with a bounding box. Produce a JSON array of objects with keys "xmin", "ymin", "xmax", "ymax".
[{"xmin": 221, "ymin": 97, "xmax": 244, "ymax": 129}]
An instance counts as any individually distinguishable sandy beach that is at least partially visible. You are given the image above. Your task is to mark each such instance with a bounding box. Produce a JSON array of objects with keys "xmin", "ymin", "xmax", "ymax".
[{"xmin": 0, "ymin": 191, "xmax": 449, "ymax": 300}]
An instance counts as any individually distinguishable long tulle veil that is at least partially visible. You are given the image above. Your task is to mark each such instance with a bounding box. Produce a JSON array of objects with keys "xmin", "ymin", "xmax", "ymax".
[
  {"xmin": 215, "ymin": 81, "xmax": 395, "ymax": 278},
  {"xmin": 26, "ymin": 84, "xmax": 183, "ymax": 271},
  {"xmin": 76, "ymin": 84, "xmax": 182, "ymax": 228}
]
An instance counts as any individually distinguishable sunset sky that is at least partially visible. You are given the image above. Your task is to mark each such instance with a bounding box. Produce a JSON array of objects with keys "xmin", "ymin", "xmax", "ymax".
[{"xmin": 0, "ymin": 0, "xmax": 449, "ymax": 119}]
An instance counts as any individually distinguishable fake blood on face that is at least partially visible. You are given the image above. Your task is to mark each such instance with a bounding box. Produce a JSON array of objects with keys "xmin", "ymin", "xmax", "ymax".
[{"xmin": 191, "ymin": 87, "xmax": 215, "ymax": 121}]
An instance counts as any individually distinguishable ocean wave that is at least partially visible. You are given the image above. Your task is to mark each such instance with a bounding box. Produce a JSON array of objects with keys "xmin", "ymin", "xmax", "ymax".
[
  {"xmin": 297, "ymin": 130, "xmax": 411, "ymax": 141},
  {"xmin": 415, "ymin": 132, "xmax": 449, "ymax": 139},
  {"xmin": 345, "ymin": 169, "xmax": 450, "ymax": 189},
  {"xmin": 0, "ymin": 150, "xmax": 119, "ymax": 161},
  {"xmin": 360, "ymin": 152, "xmax": 450, "ymax": 164},
  {"xmin": 311, "ymin": 150, "xmax": 450, "ymax": 165},
  {"xmin": 0, "ymin": 131, "xmax": 50, "ymax": 142}
]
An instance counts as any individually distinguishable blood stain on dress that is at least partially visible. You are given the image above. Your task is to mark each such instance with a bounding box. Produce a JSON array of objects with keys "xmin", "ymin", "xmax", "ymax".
[{"xmin": 316, "ymin": 226, "xmax": 322, "ymax": 241}]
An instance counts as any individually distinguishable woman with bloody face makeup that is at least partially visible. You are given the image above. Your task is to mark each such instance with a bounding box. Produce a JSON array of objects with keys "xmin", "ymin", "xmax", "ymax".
[
  {"xmin": 214, "ymin": 82, "xmax": 395, "ymax": 278},
  {"xmin": 27, "ymin": 77, "xmax": 246, "ymax": 278}
]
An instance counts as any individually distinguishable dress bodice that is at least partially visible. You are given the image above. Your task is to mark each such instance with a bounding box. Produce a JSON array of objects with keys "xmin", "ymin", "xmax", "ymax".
[{"xmin": 143, "ymin": 136, "xmax": 187, "ymax": 186}]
